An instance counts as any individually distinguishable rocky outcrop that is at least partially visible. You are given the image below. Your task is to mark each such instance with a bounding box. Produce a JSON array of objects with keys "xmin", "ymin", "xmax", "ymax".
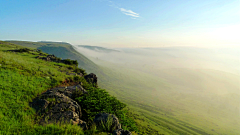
[
  {"xmin": 43, "ymin": 54, "xmax": 58, "ymax": 61},
  {"xmin": 84, "ymin": 73, "xmax": 98, "ymax": 87},
  {"xmin": 113, "ymin": 129, "xmax": 132, "ymax": 135},
  {"xmin": 36, "ymin": 54, "xmax": 61, "ymax": 62},
  {"xmin": 30, "ymin": 85, "xmax": 87, "ymax": 129},
  {"xmin": 29, "ymin": 76, "xmax": 132, "ymax": 133},
  {"xmin": 94, "ymin": 113, "xmax": 121, "ymax": 130}
]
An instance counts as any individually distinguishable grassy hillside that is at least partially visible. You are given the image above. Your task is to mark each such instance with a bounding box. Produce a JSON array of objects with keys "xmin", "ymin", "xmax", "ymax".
[
  {"xmin": 6, "ymin": 41, "xmax": 98, "ymax": 72},
  {"xmin": 77, "ymin": 47, "xmax": 240, "ymax": 135},
  {"xmin": 0, "ymin": 41, "xmax": 152, "ymax": 134},
  {"xmin": 3, "ymin": 41, "xmax": 167, "ymax": 134},
  {"xmin": 5, "ymin": 40, "xmax": 240, "ymax": 135},
  {"xmin": 96, "ymin": 63, "xmax": 240, "ymax": 135},
  {"xmin": 0, "ymin": 41, "xmax": 86, "ymax": 134}
]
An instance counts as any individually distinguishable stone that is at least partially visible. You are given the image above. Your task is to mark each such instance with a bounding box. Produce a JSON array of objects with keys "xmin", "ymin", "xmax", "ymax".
[
  {"xmin": 94, "ymin": 113, "xmax": 121, "ymax": 131},
  {"xmin": 30, "ymin": 86, "xmax": 87, "ymax": 129},
  {"xmin": 50, "ymin": 84, "xmax": 88, "ymax": 98}
]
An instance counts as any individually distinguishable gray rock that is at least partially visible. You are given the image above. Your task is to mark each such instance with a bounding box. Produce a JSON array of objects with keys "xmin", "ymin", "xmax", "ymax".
[
  {"xmin": 50, "ymin": 84, "xmax": 88, "ymax": 98},
  {"xmin": 113, "ymin": 129, "xmax": 132, "ymax": 135},
  {"xmin": 84, "ymin": 73, "xmax": 98, "ymax": 87},
  {"xmin": 30, "ymin": 86, "xmax": 87, "ymax": 130},
  {"xmin": 41, "ymin": 54, "xmax": 58, "ymax": 61},
  {"xmin": 94, "ymin": 113, "xmax": 121, "ymax": 131}
]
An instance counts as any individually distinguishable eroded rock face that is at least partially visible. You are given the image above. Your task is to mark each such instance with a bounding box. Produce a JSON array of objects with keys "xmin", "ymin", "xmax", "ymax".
[
  {"xmin": 30, "ymin": 85, "xmax": 87, "ymax": 129},
  {"xmin": 84, "ymin": 73, "xmax": 98, "ymax": 87},
  {"xmin": 113, "ymin": 129, "xmax": 132, "ymax": 135},
  {"xmin": 94, "ymin": 113, "xmax": 121, "ymax": 130}
]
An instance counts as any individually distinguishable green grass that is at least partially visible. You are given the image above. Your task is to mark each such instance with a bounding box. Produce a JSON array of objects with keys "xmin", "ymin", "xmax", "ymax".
[
  {"xmin": 0, "ymin": 63, "xmax": 85, "ymax": 134},
  {"xmin": 0, "ymin": 41, "xmax": 86, "ymax": 134},
  {"xmin": 0, "ymin": 41, "xmax": 140, "ymax": 134}
]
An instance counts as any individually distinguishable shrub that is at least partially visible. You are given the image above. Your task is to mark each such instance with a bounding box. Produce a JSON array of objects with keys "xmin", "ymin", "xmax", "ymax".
[
  {"xmin": 76, "ymin": 86, "xmax": 138, "ymax": 132},
  {"xmin": 18, "ymin": 48, "xmax": 31, "ymax": 52},
  {"xmin": 97, "ymin": 116, "xmax": 116, "ymax": 132},
  {"xmin": 62, "ymin": 59, "xmax": 78, "ymax": 66},
  {"xmin": 74, "ymin": 67, "xmax": 87, "ymax": 76}
]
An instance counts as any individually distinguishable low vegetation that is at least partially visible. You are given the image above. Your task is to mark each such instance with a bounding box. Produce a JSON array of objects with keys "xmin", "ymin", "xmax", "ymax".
[{"xmin": 0, "ymin": 41, "xmax": 142, "ymax": 134}]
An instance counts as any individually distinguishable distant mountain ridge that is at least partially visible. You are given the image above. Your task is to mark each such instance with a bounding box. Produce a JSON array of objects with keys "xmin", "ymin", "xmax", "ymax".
[{"xmin": 77, "ymin": 45, "xmax": 120, "ymax": 53}]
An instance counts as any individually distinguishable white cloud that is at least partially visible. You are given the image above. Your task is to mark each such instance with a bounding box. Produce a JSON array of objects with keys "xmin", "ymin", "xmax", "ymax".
[
  {"xmin": 120, "ymin": 8, "xmax": 140, "ymax": 18},
  {"xmin": 105, "ymin": 0, "xmax": 140, "ymax": 18}
]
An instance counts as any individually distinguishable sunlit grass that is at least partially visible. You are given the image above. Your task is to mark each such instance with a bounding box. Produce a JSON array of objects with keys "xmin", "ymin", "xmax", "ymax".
[{"xmin": 0, "ymin": 41, "xmax": 141, "ymax": 134}]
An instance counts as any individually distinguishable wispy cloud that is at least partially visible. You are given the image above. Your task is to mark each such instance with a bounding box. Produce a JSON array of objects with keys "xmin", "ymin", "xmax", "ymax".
[
  {"xmin": 120, "ymin": 8, "xmax": 140, "ymax": 18},
  {"xmin": 106, "ymin": 0, "xmax": 140, "ymax": 19}
]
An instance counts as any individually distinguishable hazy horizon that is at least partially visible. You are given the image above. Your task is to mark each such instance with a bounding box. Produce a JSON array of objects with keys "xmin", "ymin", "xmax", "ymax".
[{"xmin": 1, "ymin": 0, "xmax": 239, "ymax": 48}]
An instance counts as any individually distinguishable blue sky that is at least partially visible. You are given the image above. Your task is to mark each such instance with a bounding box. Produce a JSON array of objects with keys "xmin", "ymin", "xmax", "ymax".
[{"xmin": 0, "ymin": 0, "xmax": 239, "ymax": 47}]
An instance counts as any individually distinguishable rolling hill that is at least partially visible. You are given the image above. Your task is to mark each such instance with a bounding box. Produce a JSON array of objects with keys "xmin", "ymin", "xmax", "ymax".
[{"xmin": 5, "ymin": 40, "xmax": 240, "ymax": 135}]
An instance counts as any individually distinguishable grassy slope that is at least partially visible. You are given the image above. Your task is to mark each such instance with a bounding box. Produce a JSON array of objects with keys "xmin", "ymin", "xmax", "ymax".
[
  {"xmin": 7, "ymin": 41, "xmax": 98, "ymax": 72},
  {"xmin": 5, "ymin": 41, "xmax": 166, "ymax": 134},
  {"xmin": 0, "ymin": 41, "xmax": 85, "ymax": 134},
  {"xmin": 0, "ymin": 41, "xmax": 139, "ymax": 135},
  {"xmin": 2, "ymin": 41, "xmax": 214, "ymax": 135},
  {"xmin": 95, "ymin": 62, "xmax": 209, "ymax": 135},
  {"xmin": 92, "ymin": 57, "xmax": 240, "ymax": 135},
  {"xmin": 6, "ymin": 41, "xmax": 240, "ymax": 135}
]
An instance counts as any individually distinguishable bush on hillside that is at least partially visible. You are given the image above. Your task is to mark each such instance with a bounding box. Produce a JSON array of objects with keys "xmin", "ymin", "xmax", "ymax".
[
  {"xmin": 74, "ymin": 67, "xmax": 87, "ymax": 76},
  {"xmin": 76, "ymin": 86, "xmax": 138, "ymax": 132},
  {"xmin": 18, "ymin": 48, "xmax": 31, "ymax": 52}
]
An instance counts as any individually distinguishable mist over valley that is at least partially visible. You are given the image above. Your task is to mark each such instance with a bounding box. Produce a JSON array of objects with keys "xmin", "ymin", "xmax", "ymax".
[{"xmin": 74, "ymin": 45, "xmax": 240, "ymax": 134}]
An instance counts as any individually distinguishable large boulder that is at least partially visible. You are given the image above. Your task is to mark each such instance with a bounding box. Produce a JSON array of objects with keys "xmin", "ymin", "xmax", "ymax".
[
  {"xmin": 50, "ymin": 84, "xmax": 88, "ymax": 98},
  {"xmin": 84, "ymin": 73, "xmax": 98, "ymax": 87},
  {"xmin": 113, "ymin": 129, "xmax": 132, "ymax": 135},
  {"xmin": 94, "ymin": 113, "xmax": 121, "ymax": 131},
  {"xmin": 30, "ymin": 85, "xmax": 87, "ymax": 129}
]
